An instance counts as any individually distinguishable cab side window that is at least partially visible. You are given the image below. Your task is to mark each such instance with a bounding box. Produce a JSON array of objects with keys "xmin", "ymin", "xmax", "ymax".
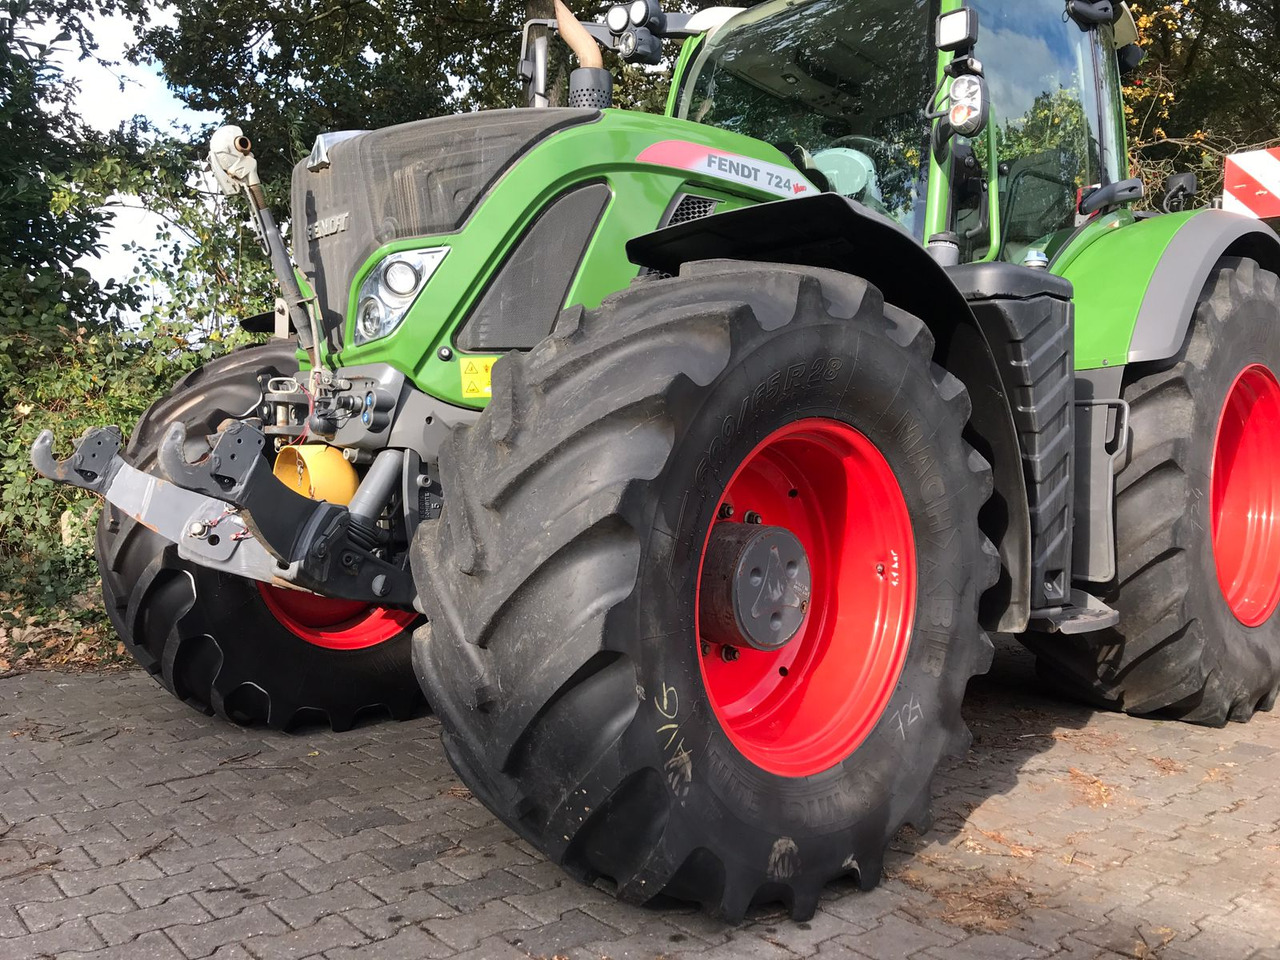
[{"xmin": 962, "ymin": 0, "xmax": 1108, "ymax": 263}]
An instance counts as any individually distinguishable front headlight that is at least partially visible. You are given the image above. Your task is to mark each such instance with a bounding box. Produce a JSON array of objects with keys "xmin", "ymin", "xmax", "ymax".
[{"xmin": 352, "ymin": 248, "xmax": 449, "ymax": 346}]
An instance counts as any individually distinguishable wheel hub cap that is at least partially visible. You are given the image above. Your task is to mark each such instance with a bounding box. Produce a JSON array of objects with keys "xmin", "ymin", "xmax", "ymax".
[
  {"xmin": 1211, "ymin": 363, "xmax": 1280, "ymax": 627},
  {"xmin": 699, "ymin": 524, "xmax": 812, "ymax": 652}
]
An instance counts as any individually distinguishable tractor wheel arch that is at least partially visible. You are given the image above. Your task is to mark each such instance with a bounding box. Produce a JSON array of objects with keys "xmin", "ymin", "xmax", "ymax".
[
  {"xmin": 1062, "ymin": 208, "xmax": 1280, "ymax": 371},
  {"xmin": 1128, "ymin": 209, "xmax": 1280, "ymax": 365},
  {"xmin": 628, "ymin": 192, "xmax": 1033, "ymax": 632}
]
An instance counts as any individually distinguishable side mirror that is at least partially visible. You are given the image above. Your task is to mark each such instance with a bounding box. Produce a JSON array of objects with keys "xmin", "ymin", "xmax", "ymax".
[
  {"xmin": 1159, "ymin": 172, "xmax": 1198, "ymax": 214},
  {"xmin": 1068, "ymin": 0, "xmax": 1114, "ymax": 28},
  {"xmin": 1118, "ymin": 43, "xmax": 1144, "ymax": 77}
]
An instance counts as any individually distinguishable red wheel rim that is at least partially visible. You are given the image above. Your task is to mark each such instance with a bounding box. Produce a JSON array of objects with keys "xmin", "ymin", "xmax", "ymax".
[
  {"xmin": 258, "ymin": 585, "xmax": 417, "ymax": 651},
  {"xmin": 695, "ymin": 418, "xmax": 917, "ymax": 778},
  {"xmin": 1211, "ymin": 363, "xmax": 1280, "ymax": 627}
]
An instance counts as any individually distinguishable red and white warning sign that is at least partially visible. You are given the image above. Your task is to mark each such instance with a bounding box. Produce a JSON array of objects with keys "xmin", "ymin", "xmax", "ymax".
[
  {"xmin": 1224, "ymin": 148, "xmax": 1280, "ymax": 220},
  {"xmin": 637, "ymin": 141, "xmax": 817, "ymax": 200}
]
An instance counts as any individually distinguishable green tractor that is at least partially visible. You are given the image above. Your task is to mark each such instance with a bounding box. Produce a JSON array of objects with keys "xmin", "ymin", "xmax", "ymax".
[{"xmin": 34, "ymin": 0, "xmax": 1280, "ymax": 920}]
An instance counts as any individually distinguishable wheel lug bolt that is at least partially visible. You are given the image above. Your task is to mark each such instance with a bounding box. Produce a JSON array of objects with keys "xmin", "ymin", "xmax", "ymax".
[
  {"xmin": 720, "ymin": 646, "xmax": 740, "ymax": 662},
  {"xmin": 719, "ymin": 503, "xmax": 735, "ymax": 519},
  {"xmin": 743, "ymin": 511, "xmax": 763, "ymax": 525},
  {"xmin": 701, "ymin": 641, "xmax": 711, "ymax": 656}
]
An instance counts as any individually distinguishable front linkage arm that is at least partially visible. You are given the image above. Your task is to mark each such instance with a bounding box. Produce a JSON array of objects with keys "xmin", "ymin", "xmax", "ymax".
[{"xmin": 32, "ymin": 423, "xmax": 415, "ymax": 607}]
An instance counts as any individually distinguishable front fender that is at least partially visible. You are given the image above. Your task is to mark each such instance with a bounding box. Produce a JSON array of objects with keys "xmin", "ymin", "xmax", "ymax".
[{"xmin": 1061, "ymin": 209, "xmax": 1280, "ymax": 370}]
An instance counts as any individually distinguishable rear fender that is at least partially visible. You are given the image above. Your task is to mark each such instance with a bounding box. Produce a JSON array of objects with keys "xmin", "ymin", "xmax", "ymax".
[
  {"xmin": 628, "ymin": 193, "xmax": 1033, "ymax": 632},
  {"xmin": 1062, "ymin": 208, "xmax": 1280, "ymax": 371}
]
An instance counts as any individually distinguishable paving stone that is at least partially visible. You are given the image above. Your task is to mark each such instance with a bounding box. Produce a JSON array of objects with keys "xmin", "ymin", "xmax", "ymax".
[
  {"xmin": 216, "ymin": 846, "xmax": 327, "ymax": 885},
  {"xmin": 52, "ymin": 856, "xmax": 166, "ymax": 898},
  {"xmin": 922, "ymin": 932, "xmax": 1049, "ymax": 960},
  {"xmin": 292, "ymin": 853, "xmax": 392, "ymax": 895},
  {"xmin": 192, "ymin": 871, "xmax": 311, "ymax": 920},
  {"xmin": 586, "ymin": 919, "xmax": 726, "ymax": 960},
  {"xmin": 1004, "ymin": 907, "xmax": 1091, "ymax": 952},
  {"xmin": 0, "ymin": 916, "xmax": 106, "ymax": 956},
  {"xmin": 322, "ymin": 925, "xmax": 454, "ymax": 959},
  {"xmin": 689, "ymin": 930, "xmax": 801, "ymax": 959},
  {"xmin": 266, "ymin": 879, "xmax": 383, "ymax": 929},
  {"xmin": 445, "ymin": 934, "xmax": 533, "ymax": 960},
  {"xmin": 166, "ymin": 903, "xmax": 291, "ymax": 958},
  {"xmin": 339, "ymin": 888, "xmax": 458, "ymax": 939},
  {"xmin": 504, "ymin": 879, "xmax": 612, "ymax": 925},
  {"xmin": 121, "ymin": 862, "xmax": 234, "ymax": 909},
  {"xmin": 0, "ymin": 904, "xmax": 25, "ymax": 939},
  {"xmin": 422, "ymin": 899, "xmax": 539, "ymax": 950},
  {"xmin": 59, "ymin": 929, "xmax": 187, "ymax": 960},
  {"xmin": 1, "ymin": 654, "xmax": 1277, "ymax": 960},
  {"xmin": 241, "ymin": 913, "xmax": 368, "ymax": 959},
  {"xmin": 434, "ymin": 868, "xmax": 537, "ymax": 911},
  {"xmin": 743, "ymin": 906, "xmax": 862, "ymax": 956},
  {"xmin": 507, "ymin": 907, "xmax": 627, "ymax": 956},
  {"xmin": 432, "ymin": 840, "xmax": 536, "ymax": 881},
  {"xmin": 302, "ymin": 829, "xmax": 404, "ymax": 865},
  {"xmin": 17, "ymin": 881, "xmax": 133, "ymax": 931},
  {"xmin": 90, "ymin": 894, "xmax": 213, "ymax": 945},
  {"xmin": 840, "ymin": 913, "xmax": 958, "ymax": 959}
]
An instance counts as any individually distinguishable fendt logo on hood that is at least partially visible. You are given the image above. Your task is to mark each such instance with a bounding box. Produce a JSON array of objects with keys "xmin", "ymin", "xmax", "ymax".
[
  {"xmin": 307, "ymin": 212, "xmax": 351, "ymax": 242},
  {"xmin": 637, "ymin": 141, "xmax": 817, "ymax": 200}
]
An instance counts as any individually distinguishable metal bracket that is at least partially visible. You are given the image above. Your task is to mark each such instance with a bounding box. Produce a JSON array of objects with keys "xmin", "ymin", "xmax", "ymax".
[
  {"xmin": 34, "ymin": 421, "xmax": 416, "ymax": 606},
  {"xmin": 31, "ymin": 426, "xmax": 125, "ymax": 493}
]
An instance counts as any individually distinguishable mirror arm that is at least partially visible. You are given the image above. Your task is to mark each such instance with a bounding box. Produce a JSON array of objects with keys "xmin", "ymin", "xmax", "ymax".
[{"xmin": 1080, "ymin": 177, "xmax": 1145, "ymax": 216}]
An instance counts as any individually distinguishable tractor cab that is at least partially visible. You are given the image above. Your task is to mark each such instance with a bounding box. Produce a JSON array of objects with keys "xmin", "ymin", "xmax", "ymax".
[{"xmin": 666, "ymin": 0, "xmax": 1140, "ymax": 266}]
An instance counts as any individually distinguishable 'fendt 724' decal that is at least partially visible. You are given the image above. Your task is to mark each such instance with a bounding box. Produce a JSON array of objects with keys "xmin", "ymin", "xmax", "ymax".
[{"xmin": 637, "ymin": 141, "xmax": 817, "ymax": 200}]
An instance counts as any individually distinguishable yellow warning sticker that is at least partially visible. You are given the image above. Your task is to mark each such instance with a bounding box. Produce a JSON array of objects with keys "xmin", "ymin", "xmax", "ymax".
[{"xmin": 459, "ymin": 356, "xmax": 500, "ymax": 400}]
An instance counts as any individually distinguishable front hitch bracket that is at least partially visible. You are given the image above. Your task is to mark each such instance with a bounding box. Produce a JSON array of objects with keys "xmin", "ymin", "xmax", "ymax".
[{"xmin": 32, "ymin": 423, "xmax": 415, "ymax": 607}]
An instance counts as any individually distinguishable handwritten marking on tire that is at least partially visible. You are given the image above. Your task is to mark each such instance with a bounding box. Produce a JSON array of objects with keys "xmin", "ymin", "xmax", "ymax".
[
  {"xmin": 889, "ymin": 694, "xmax": 925, "ymax": 740},
  {"xmin": 768, "ymin": 837, "xmax": 800, "ymax": 880},
  {"xmin": 655, "ymin": 683, "xmax": 692, "ymax": 796}
]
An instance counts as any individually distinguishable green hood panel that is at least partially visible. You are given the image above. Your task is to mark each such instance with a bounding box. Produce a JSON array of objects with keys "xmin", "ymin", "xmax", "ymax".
[{"xmin": 326, "ymin": 109, "xmax": 808, "ymax": 408}]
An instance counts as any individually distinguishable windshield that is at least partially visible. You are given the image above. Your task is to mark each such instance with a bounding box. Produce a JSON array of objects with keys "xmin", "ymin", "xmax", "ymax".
[{"xmin": 677, "ymin": 0, "xmax": 939, "ymax": 239}]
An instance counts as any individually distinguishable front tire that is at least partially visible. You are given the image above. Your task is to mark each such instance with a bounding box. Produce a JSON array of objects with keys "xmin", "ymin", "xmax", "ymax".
[
  {"xmin": 1028, "ymin": 258, "xmax": 1280, "ymax": 723},
  {"xmin": 96, "ymin": 342, "xmax": 422, "ymax": 731},
  {"xmin": 411, "ymin": 262, "xmax": 996, "ymax": 919}
]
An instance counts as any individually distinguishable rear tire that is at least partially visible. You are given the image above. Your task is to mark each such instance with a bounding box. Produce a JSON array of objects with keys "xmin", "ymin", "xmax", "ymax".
[
  {"xmin": 411, "ymin": 262, "xmax": 996, "ymax": 919},
  {"xmin": 1028, "ymin": 258, "xmax": 1280, "ymax": 723},
  {"xmin": 96, "ymin": 341, "xmax": 422, "ymax": 731}
]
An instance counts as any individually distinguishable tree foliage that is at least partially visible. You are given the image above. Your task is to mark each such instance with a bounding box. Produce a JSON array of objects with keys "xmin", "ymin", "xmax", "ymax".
[
  {"xmin": 1126, "ymin": 0, "xmax": 1280, "ymax": 196},
  {"xmin": 0, "ymin": 3, "xmax": 263, "ymax": 650}
]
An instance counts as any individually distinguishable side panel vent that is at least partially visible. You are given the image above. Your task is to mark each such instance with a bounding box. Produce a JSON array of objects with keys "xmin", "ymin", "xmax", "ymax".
[
  {"xmin": 667, "ymin": 194, "xmax": 721, "ymax": 227},
  {"xmin": 638, "ymin": 195, "xmax": 724, "ymax": 281},
  {"xmin": 455, "ymin": 184, "xmax": 611, "ymax": 352}
]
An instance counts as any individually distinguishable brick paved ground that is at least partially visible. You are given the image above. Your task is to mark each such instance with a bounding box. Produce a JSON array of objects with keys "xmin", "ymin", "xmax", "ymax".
[{"xmin": 1, "ymin": 640, "xmax": 1277, "ymax": 960}]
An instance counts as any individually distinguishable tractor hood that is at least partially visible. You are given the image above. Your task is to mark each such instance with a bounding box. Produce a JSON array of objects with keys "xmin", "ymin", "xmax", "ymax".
[{"xmin": 292, "ymin": 108, "xmax": 600, "ymax": 332}]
